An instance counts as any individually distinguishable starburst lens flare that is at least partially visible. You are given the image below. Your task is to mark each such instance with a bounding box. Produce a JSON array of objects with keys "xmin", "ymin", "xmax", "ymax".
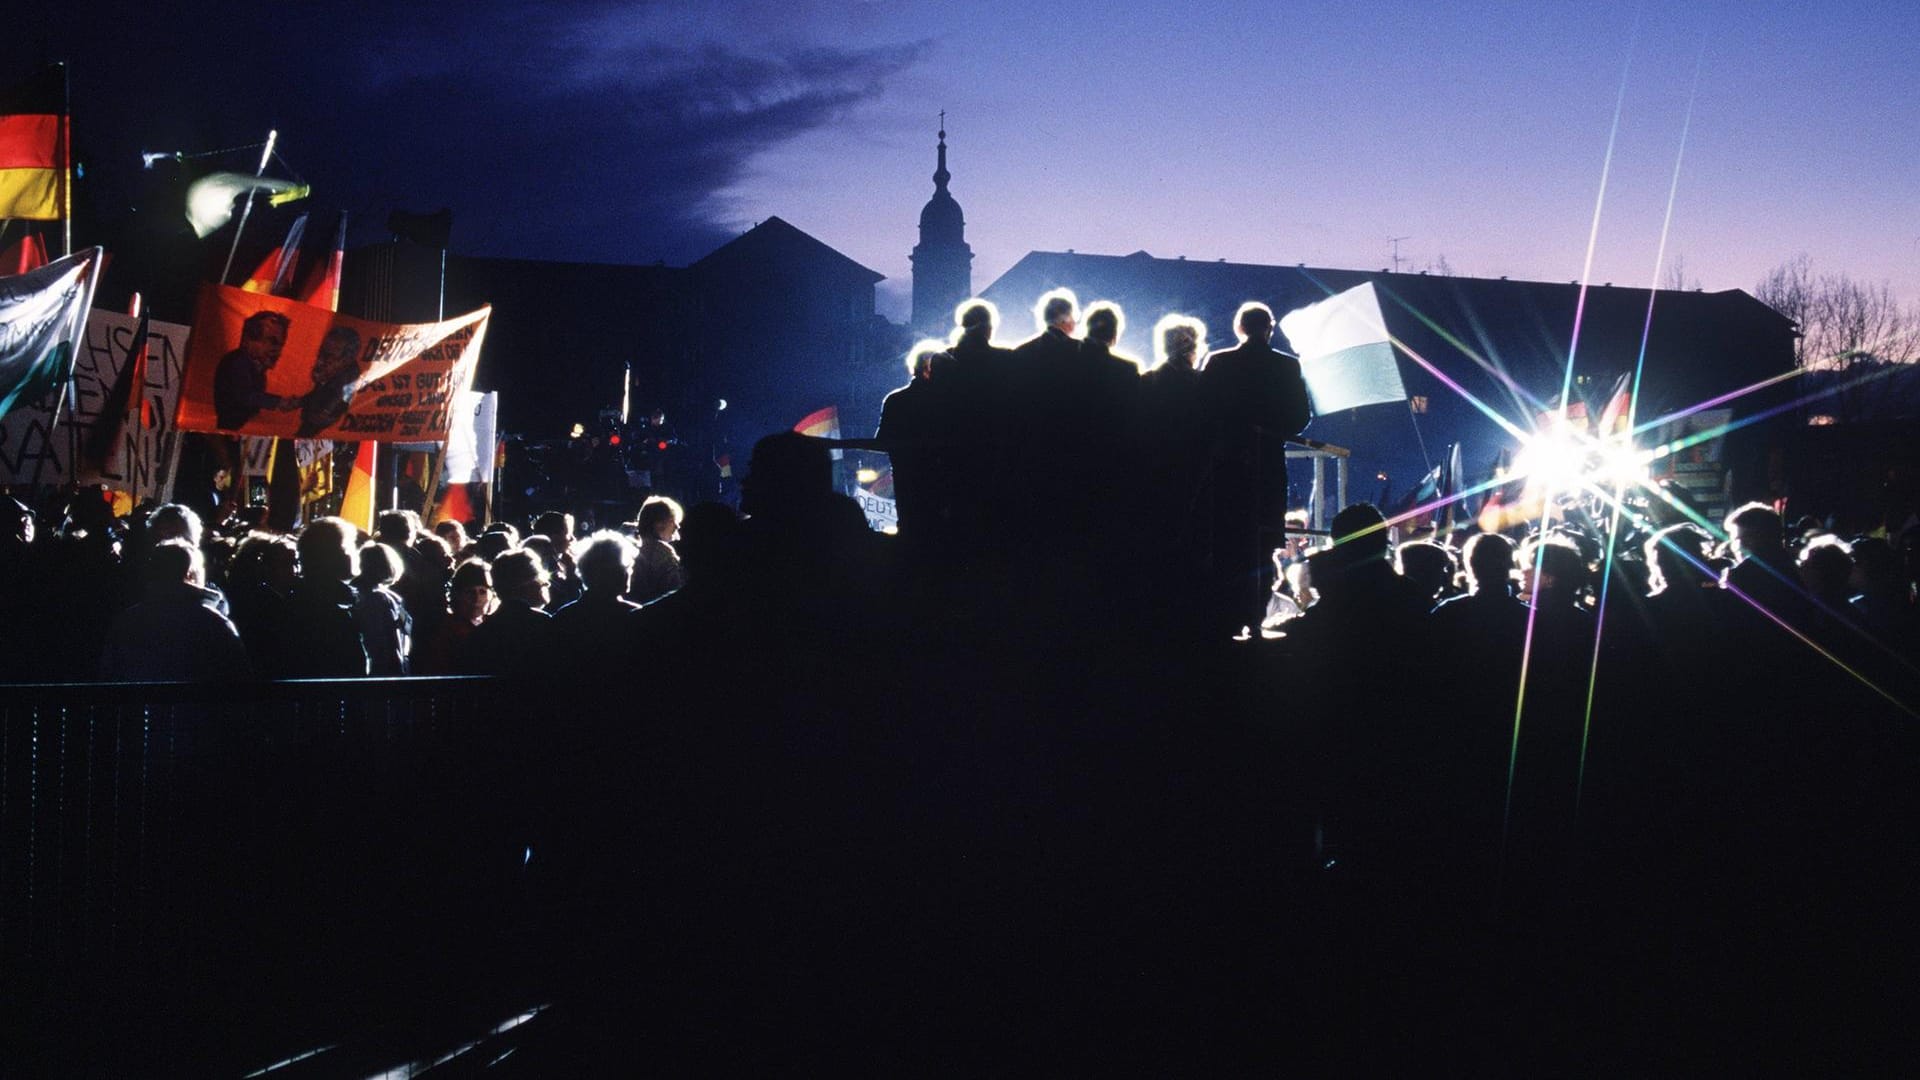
[{"xmin": 1510, "ymin": 429, "xmax": 1589, "ymax": 493}]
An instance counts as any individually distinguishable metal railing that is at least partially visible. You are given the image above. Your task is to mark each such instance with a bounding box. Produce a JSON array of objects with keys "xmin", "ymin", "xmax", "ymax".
[
  {"xmin": 1, "ymin": 677, "xmax": 498, "ymax": 965},
  {"xmin": 1, "ymin": 676, "xmax": 544, "ymax": 1070}
]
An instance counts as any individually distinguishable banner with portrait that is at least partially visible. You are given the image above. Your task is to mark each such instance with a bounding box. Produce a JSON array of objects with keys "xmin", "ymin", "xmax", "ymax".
[{"xmin": 175, "ymin": 283, "xmax": 489, "ymax": 442}]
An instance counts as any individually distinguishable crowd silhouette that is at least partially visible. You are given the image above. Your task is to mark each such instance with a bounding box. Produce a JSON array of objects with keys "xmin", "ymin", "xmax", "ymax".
[{"xmin": 3, "ymin": 291, "xmax": 1918, "ymax": 1069}]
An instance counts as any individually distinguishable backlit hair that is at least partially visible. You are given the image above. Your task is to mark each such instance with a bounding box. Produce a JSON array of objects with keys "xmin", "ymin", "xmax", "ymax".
[
  {"xmin": 637, "ymin": 495, "xmax": 684, "ymax": 538},
  {"xmin": 1233, "ymin": 301, "xmax": 1275, "ymax": 340},
  {"xmin": 1152, "ymin": 313, "xmax": 1207, "ymax": 368},
  {"xmin": 905, "ymin": 338, "xmax": 951, "ymax": 377},
  {"xmin": 1083, "ymin": 302, "xmax": 1123, "ymax": 345},
  {"xmin": 955, "ymin": 298, "xmax": 998, "ymax": 334},
  {"xmin": 573, "ymin": 530, "xmax": 639, "ymax": 593},
  {"xmin": 1034, "ymin": 287, "xmax": 1078, "ymax": 332}
]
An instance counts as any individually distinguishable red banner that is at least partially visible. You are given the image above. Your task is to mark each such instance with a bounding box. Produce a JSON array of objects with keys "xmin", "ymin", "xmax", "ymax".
[{"xmin": 176, "ymin": 283, "xmax": 489, "ymax": 442}]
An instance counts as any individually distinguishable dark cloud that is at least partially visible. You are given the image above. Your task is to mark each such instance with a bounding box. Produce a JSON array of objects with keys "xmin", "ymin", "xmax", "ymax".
[
  {"xmin": 331, "ymin": 34, "xmax": 928, "ymax": 263},
  {"xmin": 8, "ymin": 3, "xmax": 928, "ymax": 264}
]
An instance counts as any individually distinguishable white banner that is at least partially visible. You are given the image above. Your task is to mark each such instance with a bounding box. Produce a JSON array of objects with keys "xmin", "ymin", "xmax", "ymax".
[
  {"xmin": 0, "ymin": 248, "xmax": 103, "ymax": 421},
  {"xmin": 442, "ymin": 390, "xmax": 498, "ymax": 485},
  {"xmin": 853, "ymin": 488, "xmax": 898, "ymax": 533},
  {"xmin": 0, "ymin": 307, "xmax": 190, "ymax": 500}
]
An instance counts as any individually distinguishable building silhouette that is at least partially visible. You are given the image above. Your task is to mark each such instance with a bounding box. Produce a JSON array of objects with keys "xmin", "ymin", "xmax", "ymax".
[
  {"xmin": 344, "ymin": 217, "xmax": 902, "ymax": 458},
  {"xmin": 908, "ymin": 122, "xmax": 972, "ymax": 335}
]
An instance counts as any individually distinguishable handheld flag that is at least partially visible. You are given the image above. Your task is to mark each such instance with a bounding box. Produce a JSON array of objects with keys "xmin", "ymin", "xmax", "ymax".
[
  {"xmin": 240, "ymin": 213, "xmax": 308, "ymax": 295},
  {"xmin": 1, "ymin": 231, "xmax": 47, "ymax": 274},
  {"xmin": 296, "ymin": 212, "xmax": 347, "ymax": 311},
  {"xmin": 429, "ymin": 479, "xmax": 477, "ymax": 528},
  {"xmin": 1279, "ymin": 282, "xmax": 1406, "ymax": 414},
  {"xmin": 0, "ymin": 247, "xmax": 101, "ymax": 422},
  {"xmin": 338, "ymin": 441, "xmax": 377, "ymax": 532},
  {"xmin": 1536, "ymin": 393, "xmax": 1589, "ymax": 437},
  {"xmin": 794, "ymin": 405, "xmax": 841, "ymax": 439},
  {"xmin": 1393, "ymin": 461, "xmax": 1444, "ymax": 520},
  {"xmin": 1596, "ymin": 372, "xmax": 1632, "ymax": 438},
  {"xmin": 0, "ymin": 67, "xmax": 68, "ymax": 221},
  {"xmin": 84, "ymin": 302, "xmax": 150, "ymax": 475},
  {"xmin": 794, "ymin": 404, "xmax": 842, "ymax": 460}
]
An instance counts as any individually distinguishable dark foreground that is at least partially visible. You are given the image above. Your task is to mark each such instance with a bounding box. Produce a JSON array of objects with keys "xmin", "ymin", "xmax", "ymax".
[{"xmin": 5, "ymin": 585, "xmax": 1916, "ymax": 1075}]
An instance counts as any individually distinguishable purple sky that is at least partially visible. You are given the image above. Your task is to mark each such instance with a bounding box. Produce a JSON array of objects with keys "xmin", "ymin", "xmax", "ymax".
[
  {"xmin": 723, "ymin": 1, "xmax": 1920, "ymax": 322},
  {"xmin": 12, "ymin": 2, "xmax": 1918, "ymax": 324}
]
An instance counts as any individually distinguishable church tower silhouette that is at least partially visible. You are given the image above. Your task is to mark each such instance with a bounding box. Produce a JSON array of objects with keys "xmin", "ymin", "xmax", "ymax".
[{"xmin": 910, "ymin": 116, "xmax": 972, "ymax": 334}]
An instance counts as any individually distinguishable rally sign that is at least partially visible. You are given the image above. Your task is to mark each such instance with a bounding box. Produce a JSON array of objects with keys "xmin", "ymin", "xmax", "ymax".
[
  {"xmin": 239, "ymin": 435, "xmax": 335, "ymax": 498},
  {"xmin": 853, "ymin": 487, "xmax": 898, "ymax": 533},
  {"xmin": 442, "ymin": 390, "xmax": 498, "ymax": 486},
  {"xmin": 176, "ymin": 283, "xmax": 489, "ymax": 442},
  {"xmin": 0, "ymin": 308, "xmax": 190, "ymax": 499}
]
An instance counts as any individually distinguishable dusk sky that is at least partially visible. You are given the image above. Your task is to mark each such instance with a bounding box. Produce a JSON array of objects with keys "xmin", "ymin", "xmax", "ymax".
[{"xmin": 12, "ymin": 1, "xmax": 1918, "ymax": 324}]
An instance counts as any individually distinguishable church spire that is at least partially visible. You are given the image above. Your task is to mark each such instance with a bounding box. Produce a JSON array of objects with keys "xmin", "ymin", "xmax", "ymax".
[
  {"xmin": 933, "ymin": 111, "xmax": 950, "ymax": 191},
  {"xmin": 911, "ymin": 108, "xmax": 971, "ymax": 333}
]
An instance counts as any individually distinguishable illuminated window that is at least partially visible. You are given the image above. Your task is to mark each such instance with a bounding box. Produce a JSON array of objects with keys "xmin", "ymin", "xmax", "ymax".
[{"xmin": 1409, "ymin": 395, "xmax": 1429, "ymax": 414}]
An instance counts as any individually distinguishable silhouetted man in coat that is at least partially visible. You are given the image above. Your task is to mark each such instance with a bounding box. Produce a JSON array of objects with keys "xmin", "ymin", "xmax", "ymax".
[
  {"xmin": 1200, "ymin": 301, "xmax": 1312, "ymax": 638},
  {"xmin": 1004, "ymin": 290, "xmax": 1084, "ymax": 548},
  {"xmin": 876, "ymin": 342, "xmax": 956, "ymax": 544},
  {"xmin": 945, "ymin": 301, "xmax": 1017, "ymax": 548}
]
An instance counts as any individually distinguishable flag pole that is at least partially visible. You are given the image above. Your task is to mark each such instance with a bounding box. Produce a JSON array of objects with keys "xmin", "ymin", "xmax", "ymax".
[
  {"xmin": 220, "ymin": 129, "xmax": 277, "ymax": 285},
  {"xmin": 59, "ymin": 62, "xmax": 71, "ymax": 256},
  {"xmin": 1407, "ymin": 399, "xmax": 1433, "ymax": 472},
  {"xmin": 421, "ymin": 442, "xmax": 445, "ymax": 523},
  {"xmin": 485, "ymin": 441, "xmax": 499, "ymax": 526}
]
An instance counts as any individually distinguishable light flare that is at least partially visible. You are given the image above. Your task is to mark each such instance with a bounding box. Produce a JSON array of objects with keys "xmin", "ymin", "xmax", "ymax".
[{"xmin": 1580, "ymin": 43, "xmax": 1705, "ymax": 812}]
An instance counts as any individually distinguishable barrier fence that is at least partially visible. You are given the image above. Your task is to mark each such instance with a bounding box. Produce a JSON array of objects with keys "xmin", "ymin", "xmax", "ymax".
[{"xmin": 1, "ymin": 677, "xmax": 539, "ymax": 1070}]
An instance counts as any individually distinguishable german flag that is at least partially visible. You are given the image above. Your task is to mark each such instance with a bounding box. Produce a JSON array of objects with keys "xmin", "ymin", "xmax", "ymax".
[
  {"xmin": 296, "ymin": 211, "xmax": 347, "ymax": 311},
  {"xmin": 792, "ymin": 405, "xmax": 840, "ymax": 440},
  {"xmin": 0, "ymin": 67, "xmax": 67, "ymax": 221},
  {"xmin": 793, "ymin": 404, "xmax": 842, "ymax": 459},
  {"xmin": 239, "ymin": 212, "xmax": 308, "ymax": 295}
]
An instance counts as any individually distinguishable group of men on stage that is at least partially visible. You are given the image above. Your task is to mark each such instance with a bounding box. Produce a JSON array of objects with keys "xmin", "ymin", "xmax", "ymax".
[{"xmin": 877, "ymin": 289, "xmax": 1312, "ymax": 637}]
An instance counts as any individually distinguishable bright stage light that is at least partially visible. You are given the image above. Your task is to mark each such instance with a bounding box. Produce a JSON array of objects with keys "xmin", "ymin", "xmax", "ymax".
[
  {"xmin": 1593, "ymin": 443, "xmax": 1650, "ymax": 487},
  {"xmin": 855, "ymin": 468, "xmax": 879, "ymax": 484},
  {"xmin": 1511, "ymin": 428, "xmax": 1589, "ymax": 491}
]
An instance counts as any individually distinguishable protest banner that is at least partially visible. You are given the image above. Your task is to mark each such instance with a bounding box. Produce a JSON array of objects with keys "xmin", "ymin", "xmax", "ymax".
[
  {"xmin": 0, "ymin": 248, "xmax": 100, "ymax": 422},
  {"xmin": 0, "ymin": 307, "xmax": 189, "ymax": 500},
  {"xmin": 853, "ymin": 487, "xmax": 898, "ymax": 533},
  {"xmin": 442, "ymin": 390, "xmax": 498, "ymax": 486},
  {"xmin": 175, "ymin": 283, "xmax": 488, "ymax": 442}
]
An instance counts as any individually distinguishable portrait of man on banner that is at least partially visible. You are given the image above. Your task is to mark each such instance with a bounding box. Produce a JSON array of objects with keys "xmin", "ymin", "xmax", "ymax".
[
  {"xmin": 178, "ymin": 283, "xmax": 490, "ymax": 443},
  {"xmin": 296, "ymin": 326, "xmax": 364, "ymax": 437},
  {"xmin": 212, "ymin": 309, "xmax": 298, "ymax": 430}
]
